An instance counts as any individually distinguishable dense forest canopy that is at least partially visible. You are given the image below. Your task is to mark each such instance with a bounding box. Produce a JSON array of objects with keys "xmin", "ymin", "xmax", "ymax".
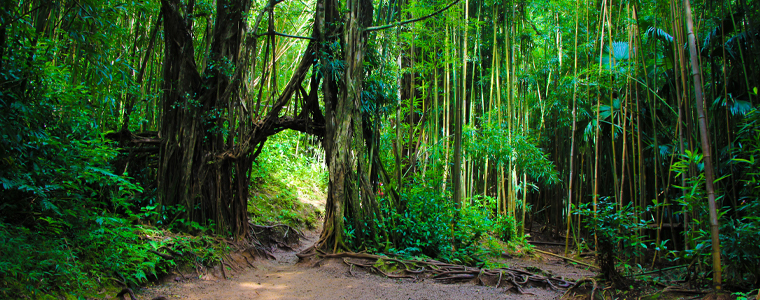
[{"xmin": 1, "ymin": 0, "xmax": 759, "ymax": 296}]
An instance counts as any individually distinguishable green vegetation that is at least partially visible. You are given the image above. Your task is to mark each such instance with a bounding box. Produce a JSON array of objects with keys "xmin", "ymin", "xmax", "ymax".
[
  {"xmin": 248, "ymin": 131, "xmax": 327, "ymax": 229},
  {"xmin": 0, "ymin": 42, "xmax": 229, "ymax": 297},
  {"xmin": 2, "ymin": 0, "xmax": 759, "ymax": 297}
]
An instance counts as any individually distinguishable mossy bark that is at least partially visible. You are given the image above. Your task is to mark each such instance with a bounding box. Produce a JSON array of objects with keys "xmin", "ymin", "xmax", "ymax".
[{"xmin": 316, "ymin": 0, "xmax": 375, "ymax": 253}]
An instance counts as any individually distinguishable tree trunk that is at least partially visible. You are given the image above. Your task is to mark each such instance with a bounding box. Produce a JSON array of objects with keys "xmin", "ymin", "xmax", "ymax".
[
  {"xmin": 158, "ymin": 0, "xmax": 253, "ymax": 238},
  {"xmin": 316, "ymin": 0, "xmax": 374, "ymax": 252}
]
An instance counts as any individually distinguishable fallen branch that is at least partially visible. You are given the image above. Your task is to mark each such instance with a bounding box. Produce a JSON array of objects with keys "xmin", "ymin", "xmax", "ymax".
[
  {"xmin": 662, "ymin": 286, "xmax": 707, "ymax": 295},
  {"xmin": 533, "ymin": 248, "xmax": 598, "ymax": 270},
  {"xmin": 625, "ymin": 264, "xmax": 688, "ymax": 278}
]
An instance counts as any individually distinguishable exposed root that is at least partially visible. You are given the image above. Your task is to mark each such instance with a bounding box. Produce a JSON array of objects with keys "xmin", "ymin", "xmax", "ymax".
[
  {"xmin": 302, "ymin": 251, "xmax": 575, "ymax": 293},
  {"xmin": 561, "ymin": 277, "xmax": 598, "ymax": 300},
  {"xmin": 249, "ymin": 222, "xmax": 303, "ymax": 250},
  {"xmin": 243, "ymin": 255, "xmax": 256, "ymax": 268},
  {"xmin": 116, "ymin": 288, "xmax": 137, "ymax": 300},
  {"xmin": 342, "ymin": 258, "xmax": 416, "ymax": 279},
  {"xmin": 148, "ymin": 249, "xmax": 174, "ymax": 260},
  {"xmin": 220, "ymin": 258, "xmax": 228, "ymax": 279},
  {"xmin": 115, "ymin": 288, "xmax": 169, "ymax": 300}
]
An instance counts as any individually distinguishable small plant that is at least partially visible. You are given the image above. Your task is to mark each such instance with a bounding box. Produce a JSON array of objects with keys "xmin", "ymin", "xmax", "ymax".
[
  {"xmin": 369, "ymin": 172, "xmax": 527, "ymax": 266},
  {"xmin": 577, "ymin": 198, "xmax": 656, "ymax": 284},
  {"xmin": 718, "ymin": 108, "xmax": 760, "ymax": 285}
]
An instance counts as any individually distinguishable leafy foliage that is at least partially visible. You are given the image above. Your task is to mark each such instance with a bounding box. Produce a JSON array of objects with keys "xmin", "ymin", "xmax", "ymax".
[
  {"xmin": 248, "ymin": 131, "xmax": 326, "ymax": 229},
  {"xmin": 0, "ymin": 57, "xmax": 155, "ymax": 295},
  {"xmin": 670, "ymin": 125, "xmax": 760, "ymax": 285},
  {"xmin": 0, "ymin": 2, "xmax": 230, "ymax": 296},
  {"xmin": 464, "ymin": 120, "xmax": 560, "ymax": 184},
  {"xmin": 717, "ymin": 108, "xmax": 760, "ymax": 284},
  {"xmin": 347, "ymin": 170, "xmax": 524, "ymax": 265},
  {"xmin": 577, "ymin": 199, "xmax": 660, "ymax": 282}
]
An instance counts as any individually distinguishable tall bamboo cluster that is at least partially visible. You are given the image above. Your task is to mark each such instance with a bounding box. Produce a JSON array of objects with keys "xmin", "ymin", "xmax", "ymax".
[{"xmin": 378, "ymin": 0, "xmax": 758, "ymax": 286}]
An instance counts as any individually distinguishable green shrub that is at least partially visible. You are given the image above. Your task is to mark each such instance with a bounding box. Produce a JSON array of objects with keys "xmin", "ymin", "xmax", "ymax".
[
  {"xmin": 577, "ymin": 199, "xmax": 656, "ymax": 281},
  {"xmin": 362, "ymin": 174, "xmax": 521, "ymax": 265},
  {"xmin": 0, "ymin": 45, "xmax": 230, "ymax": 297},
  {"xmin": 718, "ymin": 108, "xmax": 760, "ymax": 284}
]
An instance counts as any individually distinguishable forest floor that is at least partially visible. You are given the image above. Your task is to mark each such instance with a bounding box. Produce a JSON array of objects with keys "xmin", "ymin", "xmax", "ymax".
[
  {"xmin": 132, "ymin": 191, "xmax": 600, "ymax": 300},
  {"xmin": 136, "ymin": 229, "xmax": 597, "ymax": 300}
]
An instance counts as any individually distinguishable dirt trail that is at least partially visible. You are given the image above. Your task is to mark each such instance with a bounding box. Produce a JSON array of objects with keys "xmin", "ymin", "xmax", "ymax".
[{"xmin": 137, "ymin": 229, "xmax": 594, "ymax": 300}]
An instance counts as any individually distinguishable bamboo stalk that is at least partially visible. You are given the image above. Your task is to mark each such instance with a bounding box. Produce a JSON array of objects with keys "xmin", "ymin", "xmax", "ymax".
[
  {"xmin": 565, "ymin": 0, "xmax": 580, "ymax": 257},
  {"xmin": 683, "ymin": 0, "xmax": 722, "ymax": 289}
]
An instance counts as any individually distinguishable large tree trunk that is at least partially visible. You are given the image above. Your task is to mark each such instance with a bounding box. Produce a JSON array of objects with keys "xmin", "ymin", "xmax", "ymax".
[
  {"xmin": 316, "ymin": 0, "xmax": 374, "ymax": 252},
  {"xmin": 156, "ymin": 0, "xmax": 323, "ymax": 239},
  {"xmin": 158, "ymin": 0, "xmax": 252, "ymax": 238}
]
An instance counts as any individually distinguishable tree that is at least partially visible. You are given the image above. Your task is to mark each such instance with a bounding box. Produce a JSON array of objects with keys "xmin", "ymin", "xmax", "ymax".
[
  {"xmin": 315, "ymin": 0, "xmax": 376, "ymax": 252},
  {"xmin": 157, "ymin": 0, "xmax": 323, "ymax": 238},
  {"xmin": 157, "ymin": 0, "xmax": 254, "ymax": 237}
]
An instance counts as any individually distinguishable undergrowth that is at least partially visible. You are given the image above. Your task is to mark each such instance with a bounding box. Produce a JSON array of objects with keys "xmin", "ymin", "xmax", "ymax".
[
  {"xmin": 0, "ymin": 220, "xmax": 230, "ymax": 298},
  {"xmin": 347, "ymin": 171, "xmax": 533, "ymax": 266},
  {"xmin": 0, "ymin": 57, "xmax": 230, "ymax": 297},
  {"xmin": 248, "ymin": 131, "xmax": 327, "ymax": 229}
]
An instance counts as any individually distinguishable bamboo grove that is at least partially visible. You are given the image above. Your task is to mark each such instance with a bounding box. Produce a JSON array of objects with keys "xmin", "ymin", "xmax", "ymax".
[
  {"xmin": 2, "ymin": 0, "xmax": 759, "ymax": 293},
  {"xmin": 361, "ymin": 0, "xmax": 760, "ymax": 288}
]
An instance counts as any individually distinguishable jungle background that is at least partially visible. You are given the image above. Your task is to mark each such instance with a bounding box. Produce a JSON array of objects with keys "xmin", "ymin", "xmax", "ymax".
[{"xmin": 0, "ymin": 0, "xmax": 759, "ymax": 297}]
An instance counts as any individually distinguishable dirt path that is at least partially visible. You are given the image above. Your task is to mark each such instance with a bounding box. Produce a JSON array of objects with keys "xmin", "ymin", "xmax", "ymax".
[{"xmin": 137, "ymin": 229, "xmax": 594, "ymax": 300}]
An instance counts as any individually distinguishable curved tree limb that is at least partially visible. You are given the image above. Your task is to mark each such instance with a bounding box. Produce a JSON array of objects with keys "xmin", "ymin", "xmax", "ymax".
[
  {"xmin": 256, "ymin": 30, "xmax": 315, "ymax": 40},
  {"xmin": 365, "ymin": 0, "xmax": 462, "ymax": 32}
]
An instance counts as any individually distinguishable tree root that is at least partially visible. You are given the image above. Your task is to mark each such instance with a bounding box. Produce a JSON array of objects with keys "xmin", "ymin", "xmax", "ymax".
[
  {"xmin": 561, "ymin": 277, "xmax": 598, "ymax": 300},
  {"xmin": 115, "ymin": 288, "xmax": 168, "ymax": 300},
  {"xmin": 116, "ymin": 288, "xmax": 137, "ymax": 300},
  {"xmin": 220, "ymin": 258, "xmax": 228, "ymax": 279},
  {"xmin": 342, "ymin": 258, "xmax": 417, "ymax": 279},
  {"xmin": 243, "ymin": 254, "xmax": 256, "ymax": 268},
  {"xmin": 248, "ymin": 222, "xmax": 303, "ymax": 254},
  {"xmin": 148, "ymin": 249, "xmax": 173, "ymax": 260},
  {"xmin": 302, "ymin": 251, "xmax": 575, "ymax": 293}
]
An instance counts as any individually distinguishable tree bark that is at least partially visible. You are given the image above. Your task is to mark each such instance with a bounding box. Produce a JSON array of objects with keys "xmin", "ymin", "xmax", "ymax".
[
  {"xmin": 158, "ymin": 0, "xmax": 253, "ymax": 238},
  {"xmin": 316, "ymin": 0, "xmax": 374, "ymax": 252}
]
